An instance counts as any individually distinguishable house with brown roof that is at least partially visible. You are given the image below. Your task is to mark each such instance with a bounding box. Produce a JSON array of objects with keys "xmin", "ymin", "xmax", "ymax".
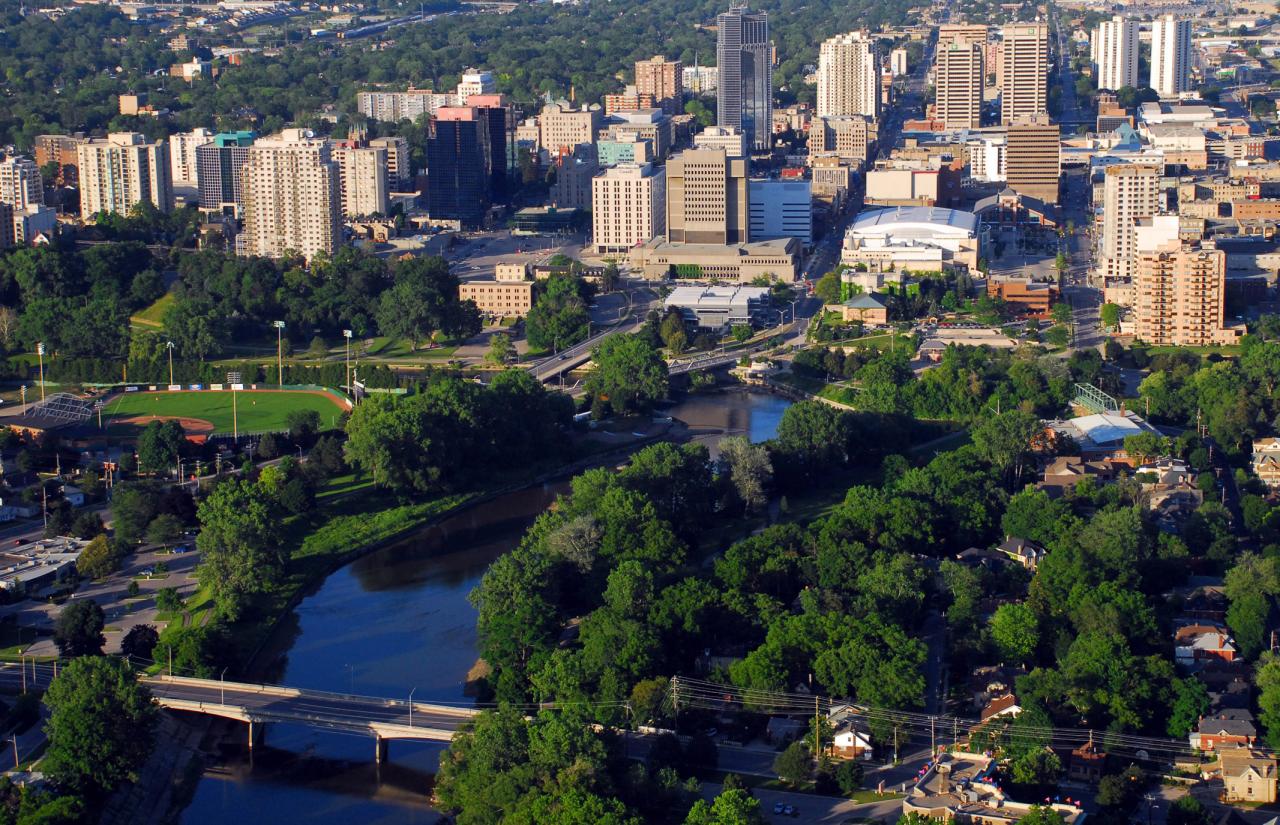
[
  {"xmin": 997, "ymin": 537, "xmax": 1046, "ymax": 571},
  {"xmin": 980, "ymin": 694, "xmax": 1023, "ymax": 722},
  {"xmin": 1037, "ymin": 455, "xmax": 1118, "ymax": 499},
  {"xmin": 1175, "ymin": 624, "xmax": 1239, "ymax": 665},
  {"xmin": 1191, "ymin": 709, "xmax": 1258, "ymax": 751},
  {"xmin": 1216, "ymin": 747, "xmax": 1278, "ymax": 803}
]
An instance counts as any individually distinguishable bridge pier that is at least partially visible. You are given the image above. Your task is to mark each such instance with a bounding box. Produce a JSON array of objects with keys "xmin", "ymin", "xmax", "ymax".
[
  {"xmin": 375, "ymin": 736, "xmax": 387, "ymax": 764},
  {"xmin": 248, "ymin": 720, "xmax": 264, "ymax": 750}
]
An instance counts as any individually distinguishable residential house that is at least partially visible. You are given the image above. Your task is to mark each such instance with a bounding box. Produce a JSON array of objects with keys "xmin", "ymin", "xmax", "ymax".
[
  {"xmin": 996, "ymin": 537, "xmax": 1046, "ymax": 570},
  {"xmin": 765, "ymin": 717, "xmax": 805, "ymax": 745},
  {"xmin": 955, "ymin": 546, "xmax": 1009, "ymax": 570},
  {"xmin": 831, "ymin": 724, "xmax": 874, "ymax": 760},
  {"xmin": 1191, "ymin": 709, "xmax": 1258, "ymax": 751},
  {"xmin": 1067, "ymin": 740, "xmax": 1108, "ymax": 783},
  {"xmin": 1253, "ymin": 437, "xmax": 1280, "ymax": 488},
  {"xmin": 61, "ymin": 486, "xmax": 84, "ymax": 507},
  {"xmin": 1175, "ymin": 624, "xmax": 1239, "ymax": 665},
  {"xmin": 1217, "ymin": 747, "xmax": 1278, "ymax": 803},
  {"xmin": 980, "ymin": 693, "xmax": 1023, "ymax": 723},
  {"xmin": 1137, "ymin": 458, "xmax": 1203, "ymax": 526},
  {"xmin": 1037, "ymin": 455, "xmax": 1118, "ymax": 499}
]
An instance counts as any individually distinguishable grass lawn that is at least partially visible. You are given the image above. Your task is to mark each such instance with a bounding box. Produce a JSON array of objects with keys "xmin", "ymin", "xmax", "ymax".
[
  {"xmin": 130, "ymin": 292, "xmax": 175, "ymax": 329},
  {"xmin": 102, "ymin": 389, "xmax": 347, "ymax": 435}
]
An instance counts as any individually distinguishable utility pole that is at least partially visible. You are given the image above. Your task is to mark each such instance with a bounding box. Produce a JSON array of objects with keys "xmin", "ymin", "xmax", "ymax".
[
  {"xmin": 273, "ymin": 320, "xmax": 286, "ymax": 387},
  {"xmin": 343, "ymin": 329, "xmax": 353, "ymax": 397},
  {"xmin": 166, "ymin": 341, "xmax": 175, "ymax": 386},
  {"xmin": 35, "ymin": 343, "xmax": 44, "ymax": 403}
]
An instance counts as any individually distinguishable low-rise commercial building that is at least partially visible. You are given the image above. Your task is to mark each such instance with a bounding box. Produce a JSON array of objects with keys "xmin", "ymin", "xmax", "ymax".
[
  {"xmin": 630, "ymin": 237, "xmax": 801, "ymax": 282},
  {"xmin": 662, "ymin": 284, "xmax": 770, "ymax": 329},
  {"xmin": 842, "ymin": 206, "xmax": 983, "ymax": 272},
  {"xmin": 987, "ymin": 275, "xmax": 1059, "ymax": 315},
  {"xmin": 459, "ymin": 280, "xmax": 535, "ymax": 317}
]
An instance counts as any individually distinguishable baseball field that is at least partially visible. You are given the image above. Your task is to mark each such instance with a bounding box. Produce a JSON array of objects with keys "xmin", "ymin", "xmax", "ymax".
[{"xmin": 102, "ymin": 389, "xmax": 349, "ymax": 436}]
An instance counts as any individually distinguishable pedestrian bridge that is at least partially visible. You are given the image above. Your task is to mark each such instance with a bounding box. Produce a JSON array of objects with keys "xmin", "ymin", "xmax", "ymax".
[{"xmin": 143, "ymin": 675, "xmax": 480, "ymax": 762}]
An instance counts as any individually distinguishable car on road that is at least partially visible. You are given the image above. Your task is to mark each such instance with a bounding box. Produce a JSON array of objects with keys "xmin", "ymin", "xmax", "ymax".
[
  {"xmin": 783, "ymin": 804, "xmax": 796, "ymax": 817},
  {"xmin": 173, "ymin": 545, "xmax": 191, "ymax": 554},
  {"xmin": 773, "ymin": 803, "xmax": 785, "ymax": 815}
]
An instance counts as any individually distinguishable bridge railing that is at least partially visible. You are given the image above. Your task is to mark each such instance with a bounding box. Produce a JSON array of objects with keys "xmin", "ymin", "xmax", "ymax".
[{"xmin": 145, "ymin": 674, "xmax": 480, "ymax": 717}]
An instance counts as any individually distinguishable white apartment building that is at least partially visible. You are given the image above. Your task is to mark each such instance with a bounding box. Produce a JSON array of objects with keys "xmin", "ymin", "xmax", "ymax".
[
  {"xmin": 591, "ymin": 162, "xmax": 666, "ymax": 254},
  {"xmin": 456, "ymin": 68, "xmax": 496, "ymax": 104},
  {"xmin": 77, "ymin": 133, "xmax": 173, "ymax": 217},
  {"xmin": 817, "ymin": 32, "xmax": 881, "ymax": 120},
  {"xmin": 1151, "ymin": 15, "xmax": 1192, "ymax": 98},
  {"xmin": 330, "ymin": 144, "xmax": 388, "ymax": 218},
  {"xmin": 966, "ymin": 134, "xmax": 1007, "ymax": 182},
  {"xmin": 1091, "ymin": 16, "xmax": 1139, "ymax": 92},
  {"xmin": 890, "ymin": 48, "xmax": 908, "ymax": 77},
  {"xmin": 0, "ymin": 156, "xmax": 43, "ymax": 210},
  {"xmin": 240, "ymin": 129, "xmax": 342, "ymax": 262},
  {"xmin": 357, "ymin": 90, "xmax": 455, "ymax": 123},
  {"xmin": 1099, "ymin": 163, "xmax": 1161, "ymax": 281},
  {"xmin": 694, "ymin": 126, "xmax": 749, "ymax": 158},
  {"xmin": 168, "ymin": 128, "xmax": 212, "ymax": 187}
]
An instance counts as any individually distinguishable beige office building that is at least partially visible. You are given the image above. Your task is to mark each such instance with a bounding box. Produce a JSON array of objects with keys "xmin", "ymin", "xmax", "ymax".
[
  {"xmin": 330, "ymin": 143, "xmax": 389, "ymax": 217},
  {"xmin": 459, "ymin": 280, "xmax": 534, "ymax": 317},
  {"xmin": 817, "ymin": 32, "xmax": 881, "ymax": 120},
  {"xmin": 635, "ymin": 55, "xmax": 683, "ymax": 112},
  {"xmin": 665, "ymin": 148, "xmax": 749, "ymax": 245},
  {"xmin": 0, "ymin": 156, "xmax": 43, "ymax": 210},
  {"xmin": 592, "ymin": 162, "xmax": 666, "ymax": 254},
  {"xmin": 77, "ymin": 133, "xmax": 173, "ymax": 217},
  {"xmin": 1135, "ymin": 240, "xmax": 1239, "ymax": 346},
  {"xmin": 1099, "ymin": 163, "xmax": 1161, "ymax": 280},
  {"xmin": 935, "ymin": 32, "xmax": 984, "ymax": 129},
  {"xmin": 369, "ymin": 136, "xmax": 411, "ymax": 191},
  {"xmin": 809, "ymin": 116, "xmax": 878, "ymax": 168},
  {"xmin": 1000, "ymin": 23, "xmax": 1049, "ymax": 125},
  {"xmin": 539, "ymin": 102, "xmax": 601, "ymax": 157},
  {"xmin": 1091, "ymin": 16, "xmax": 1139, "ymax": 92},
  {"xmin": 1005, "ymin": 116, "xmax": 1060, "ymax": 204},
  {"xmin": 240, "ymin": 129, "xmax": 342, "ymax": 262}
]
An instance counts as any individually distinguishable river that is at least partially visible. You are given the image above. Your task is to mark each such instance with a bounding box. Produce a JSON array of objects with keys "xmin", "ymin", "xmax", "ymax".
[{"xmin": 179, "ymin": 390, "xmax": 791, "ymax": 824}]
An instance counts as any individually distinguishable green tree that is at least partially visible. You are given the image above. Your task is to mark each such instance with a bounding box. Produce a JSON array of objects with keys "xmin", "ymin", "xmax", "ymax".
[
  {"xmin": 120, "ymin": 624, "xmax": 159, "ymax": 661},
  {"xmin": 1166, "ymin": 677, "xmax": 1210, "ymax": 738},
  {"xmin": 684, "ymin": 789, "xmax": 766, "ymax": 825},
  {"xmin": 1123, "ymin": 432, "xmax": 1169, "ymax": 465},
  {"xmin": 1166, "ymin": 794, "xmax": 1212, "ymax": 825},
  {"xmin": 718, "ymin": 436, "xmax": 773, "ymax": 514},
  {"xmin": 526, "ymin": 274, "xmax": 590, "ymax": 353},
  {"xmin": 774, "ymin": 401, "xmax": 853, "ymax": 476},
  {"xmin": 1051, "ymin": 302, "xmax": 1072, "ymax": 324},
  {"xmin": 136, "ymin": 419, "xmax": 184, "ymax": 476},
  {"xmin": 834, "ymin": 760, "xmax": 864, "ymax": 795},
  {"xmin": 815, "ymin": 271, "xmax": 842, "ymax": 305},
  {"xmin": 971, "ymin": 409, "xmax": 1041, "ymax": 485},
  {"xmin": 772, "ymin": 740, "xmax": 810, "ymax": 786},
  {"xmin": 75, "ymin": 535, "xmax": 119, "ymax": 580},
  {"xmin": 154, "ymin": 587, "xmax": 183, "ymax": 615},
  {"xmin": 1256, "ymin": 653, "xmax": 1280, "ymax": 748},
  {"xmin": 584, "ymin": 334, "xmax": 669, "ymax": 416},
  {"xmin": 53, "ymin": 599, "xmax": 105, "ymax": 657},
  {"xmin": 1100, "ymin": 302, "xmax": 1121, "ymax": 330},
  {"xmin": 42, "ymin": 657, "xmax": 157, "ymax": 797},
  {"xmin": 111, "ymin": 482, "xmax": 157, "ymax": 544},
  {"xmin": 376, "ymin": 256, "xmax": 479, "ymax": 350},
  {"xmin": 486, "ymin": 332, "xmax": 514, "ymax": 365},
  {"xmin": 990, "ymin": 603, "xmax": 1038, "ymax": 664},
  {"xmin": 194, "ymin": 477, "xmax": 283, "ymax": 619}
]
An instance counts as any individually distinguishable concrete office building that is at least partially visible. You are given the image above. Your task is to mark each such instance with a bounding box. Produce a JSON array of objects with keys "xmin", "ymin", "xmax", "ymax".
[
  {"xmin": 551, "ymin": 146, "xmax": 598, "ymax": 211},
  {"xmin": 748, "ymin": 179, "xmax": 812, "ymax": 246},
  {"xmin": 456, "ymin": 68, "xmax": 496, "ymax": 104},
  {"xmin": 330, "ymin": 143, "xmax": 389, "ymax": 218},
  {"xmin": 1151, "ymin": 15, "xmax": 1192, "ymax": 99},
  {"xmin": 630, "ymin": 236, "xmax": 801, "ymax": 282},
  {"xmin": 598, "ymin": 136, "xmax": 655, "ymax": 167},
  {"xmin": 935, "ymin": 31, "xmax": 985, "ymax": 130},
  {"xmin": 1091, "ymin": 16, "xmax": 1139, "ymax": 92},
  {"xmin": 369, "ymin": 136, "xmax": 411, "ymax": 191},
  {"xmin": 817, "ymin": 32, "xmax": 881, "ymax": 120},
  {"xmin": 427, "ymin": 107, "xmax": 492, "ymax": 227},
  {"xmin": 717, "ymin": 0, "xmax": 772, "ymax": 151},
  {"xmin": 357, "ymin": 89, "xmax": 455, "ymax": 123},
  {"xmin": 891, "ymin": 48, "xmax": 908, "ymax": 77},
  {"xmin": 539, "ymin": 102, "xmax": 601, "ymax": 157},
  {"xmin": 635, "ymin": 55, "xmax": 683, "ymax": 113},
  {"xmin": 1006, "ymin": 116, "xmax": 1060, "ymax": 204},
  {"xmin": 809, "ymin": 116, "xmax": 877, "ymax": 168},
  {"xmin": 459, "ymin": 280, "xmax": 534, "ymax": 317},
  {"xmin": 666, "ymin": 148, "xmax": 750, "ymax": 244},
  {"xmin": 168, "ymin": 128, "xmax": 212, "ymax": 188},
  {"xmin": 592, "ymin": 162, "xmax": 666, "ymax": 253},
  {"xmin": 1135, "ymin": 240, "xmax": 1239, "ymax": 345},
  {"xmin": 0, "ymin": 156, "xmax": 43, "ymax": 210},
  {"xmin": 1099, "ymin": 163, "xmax": 1161, "ymax": 281},
  {"xmin": 1001, "ymin": 22, "xmax": 1049, "ymax": 125},
  {"xmin": 196, "ymin": 131, "xmax": 255, "ymax": 216},
  {"xmin": 77, "ymin": 133, "xmax": 173, "ymax": 217},
  {"xmin": 693, "ymin": 126, "xmax": 749, "ymax": 158},
  {"xmin": 240, "ymin": 129, "xmax": 342, "ymax": 262}
]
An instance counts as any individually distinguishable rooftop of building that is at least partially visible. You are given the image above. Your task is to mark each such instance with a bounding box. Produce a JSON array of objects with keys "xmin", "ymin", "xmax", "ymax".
[
  {"xmin": 850, "ymin": 206, "xmax": 980, "ymax": 235},
  {"xmin": 664, "ymin": 285, "xmax": 771, "ymax": 306},
  {"xmin": 640, "ymin": 237, "xmax": 800, "ymax": 257}
]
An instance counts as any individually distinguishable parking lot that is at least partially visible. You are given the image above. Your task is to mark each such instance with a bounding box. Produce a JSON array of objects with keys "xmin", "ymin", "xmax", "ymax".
[{"xmin": 445, "ymin": 230, "xmax": 588, "ymax": 281}]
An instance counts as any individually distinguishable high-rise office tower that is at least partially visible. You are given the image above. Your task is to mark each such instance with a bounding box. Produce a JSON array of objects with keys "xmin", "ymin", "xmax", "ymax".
[
  {"xmin": 1091, "ymin": 16, "xmax": 1139, "ymax": 92},
  {"xmin": 665, "ymin": 148, "xmax": 749, "ymax": 244},
  {"xmin": 635, "ymin": 55, "xmax": 684, "ymax": 114},
  {"xmin": 468, "ymin": 94, "xmax": 511, "ymax": 200},
  {"xmin": 1005, "ymin": 115, "xmax": 1060, "ymax": 204},
  {"xmin": 717, "ymin": 0, "xmax": 772, "ymax": 152},
  {"xmin": 817, "ymin": 32, "xmax": 881, "ymax": 120},
  {"xmin": 935, "ymin": 28, "xmax": 985, "ymax": 129},
  {"xmin": 890, "ymin": 49, "xmax": 908, "ymax": 77},
  {"xmin": 240, "ymin": 129, "xmax": 342, "ymax": 262},
  {"xmin": 1135, "ymin": 240, "xmax": 1236, "ymax": 346},
  {"xmin": 1099, "ymin": 163, "xmax": 1161, "ymax": 281},
  {"xmin": 0, "ymin": 156, "xmax": 43, "ymax": 210},
  {"xmin": 330, "ymin": 143, "xmax": 389, "ymax": 218},
  {"xmin": 77, "ymin": 133, "xmax": 173, "ymax": 216},
  {"xmin": 426, "ymin": 107, "xmax": 492, "ymax": 227},
  {"xmin": 1000, "ymin": 22, "xmax": 1049, "ymax": 125},
  {"xmin": 592, "ymin": 162, "xmax": 666, "ymax": 254},
  {"xmin": 196, "ymin": 131, "xmax": 255, "ymax": 216},
  {"xmin": 1150, "ymin": 15, "xmax": 1192, "ymax": 98},
  {"xmin": 169, "ymin": 128, "xmax": 213, "ymax": 187}
]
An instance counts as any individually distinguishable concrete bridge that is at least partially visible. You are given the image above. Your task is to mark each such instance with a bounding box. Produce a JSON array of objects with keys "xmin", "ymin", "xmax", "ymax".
[{"xmin": 143, "ymin": 675, "xmax": 480, "ymax": 762}]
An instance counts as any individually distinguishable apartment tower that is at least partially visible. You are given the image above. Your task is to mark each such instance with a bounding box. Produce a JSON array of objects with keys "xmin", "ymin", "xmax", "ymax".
[
  {"xmin": 635, "ymin": 56, "xmax": 684, "ymax": 113},
  {"xmin": 1135, "ymin": 240, "xmax": 1237, "ymax": 345},
  {"xmin": 665, "ymin": 148, "xmax": 749, "ymax": 244},
  {"xmin": 1099, "ymin": 163, "xmax": 1161, "ymax": 281},
  {"xmin": 591, "ymin": 162, "xmax": 667, "ymax": 254},
  {"xmin": 330, "ymin": 143, "xmax": 389, "ymax": 218},
  {"xmin": 239, "ymin": 129, "xmax": 342, "ymax": 262},
  {"xmin": 1000, "ymin": 22, "xmax": 1049, "ymax": 125},
  {"xmin": 77, "ymin": 132, "xmax": 173, "ymax": 217},
  {"xmin": 817, "ymin": 32, "xmax": 881, "ymax": 120},
  {"xmin": 1091, "ymin": 16, "xmax": 1139, "ymax": 92},
  {"xmin": 168, "ymin": 128, "xmax": 213, "ymax": 187},
  {"xmin": 717, "ymin": 0, "xmax": 772, "ymax": 152},
  {"xmin": 1150, "ymin": 15, "xmax": 1192, "ymax": 98},
  {"xmin": 196, "ymin": 131, "xmax": 255, "ymax": 217},
  {"xmin": 935, "ymin": 27, "xmax": 985, "ymax": 130},
  {"xmin": 0, "ymin": 156, "xmax": 43, "ymax": 210}
]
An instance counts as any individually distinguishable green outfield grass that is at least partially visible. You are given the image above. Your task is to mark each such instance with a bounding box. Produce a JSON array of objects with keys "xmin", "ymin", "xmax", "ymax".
[{"xmin": 102, "ymin": 389, "xmax": 347, "ymax": 434}]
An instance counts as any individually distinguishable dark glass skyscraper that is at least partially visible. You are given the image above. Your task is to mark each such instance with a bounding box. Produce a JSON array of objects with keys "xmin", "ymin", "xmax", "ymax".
[
  {"xmin": 716, "ymin": 0, "xmax": 772, "ymax": 153},
  {"xmin": 426, "ymin": 108, "xmax": 492, "ymax": 227}
]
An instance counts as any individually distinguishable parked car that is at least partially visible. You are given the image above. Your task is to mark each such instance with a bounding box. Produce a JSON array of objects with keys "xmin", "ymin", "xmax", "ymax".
[{"xmin": 773, "ymin": 802, "xmax": 785, "ymax": 815}]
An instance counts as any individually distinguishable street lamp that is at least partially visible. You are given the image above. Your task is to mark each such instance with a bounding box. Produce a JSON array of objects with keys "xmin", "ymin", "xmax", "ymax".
[
  {"xmin": 166, "ymin": 341, "xmax": 176, "ymax": 387},
  {"xmin": 409, "ymin": 686, "xmax": 417, "ymax": 727},
  {"xmin": 342, "ymin": 329, "xmax": 353, "ymax": 397},
  {"xmin": 220, "ymin": 666, "xmax": 228, "ymax": 705},
  {"xmin": 273, "ymin": 321, "xmax": 286, "ymax": 387},
  {"xmin": 35, "ymin": 343, "xmax": 44, "ymax": 403}
]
